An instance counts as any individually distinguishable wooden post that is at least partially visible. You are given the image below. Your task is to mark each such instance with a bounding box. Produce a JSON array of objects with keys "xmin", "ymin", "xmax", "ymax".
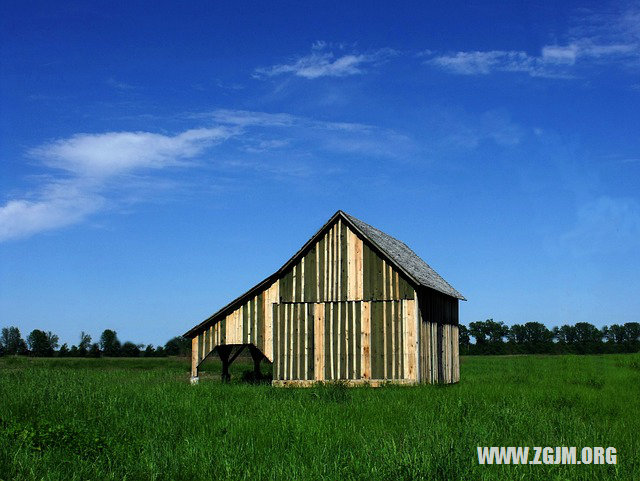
[
  {"xmin": 190, "ymin": 336, "xmax": 199, "ymax": 383},
  {"xmin": 248, "ymin": 344, "xmax": 263, "ymax": 378},
  {"xmin": 218, "ymin": 345, "xmax": 232, "ymax": 383}
]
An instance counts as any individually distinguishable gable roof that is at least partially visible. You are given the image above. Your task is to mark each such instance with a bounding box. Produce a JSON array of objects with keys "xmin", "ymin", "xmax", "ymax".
[{"xmin": 183, "ymin": 210, "xmax": 464, "ymax": 337}]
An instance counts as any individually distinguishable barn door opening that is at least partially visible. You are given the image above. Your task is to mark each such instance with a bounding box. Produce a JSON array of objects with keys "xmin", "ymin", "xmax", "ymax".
[{"xmin": 214, "ymin": 343, "xmax": 266, "ymax": 382}]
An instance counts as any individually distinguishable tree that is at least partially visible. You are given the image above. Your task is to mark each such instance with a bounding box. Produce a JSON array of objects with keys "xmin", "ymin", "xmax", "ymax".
[
  {"xmin": 458, "ymin": 324, "xmax": 470, "ymax": 355},
  {"xmin": 573, "ymin": 322, "xmax": 603, "ymax": 354},
  {"xmin": 469, "ymin": 319, "xmax": 508, "ymax": 354},
  {"xmin": 99, "ymin": 330, "xmax": 121, "ymax": 356},
  {"xmin": 88, "ymin": 343, "xmax": 101, "ymax": 358},
  {"xmin": 121, "ymin": 341, "xmax": 141, "ymax": 357},
  {"xmin": 27, "ymin": 329, "xmax": 58, "ymax": 357},
  {"xmin": 58, "ymin": 343, "xmax": 70, "ymax": 357},
  {"xmin": 69, "ymin": 345, "xmax": 79, "ymax": 357},
  {"xmin": 164, "ymin": 336, "xmax": 190, "ymax": 356},
  {"xmin": 517, "ymin": 322, "xmax": 553, "ymax": 354},
  {"xmin": 623, "ymin": 322, "xmax": 640, "ymax": 353},
  {"xmin": 143, "ymin": 344, "xmax": 155, "ymax": 357},
  {"xmin": 154, "ymin": 345, "xmax": 166, "ymax": 357},
  {"xmin": 1, "ymin": 326, "xmax": 28, "ymax": 355},
  {"xmin": 553, "ymin": 325, "xmax": 577, "ymax": 353},
  {"xmin": 78, "ymin": 331, "xmax": 92, "ymax": 356}
]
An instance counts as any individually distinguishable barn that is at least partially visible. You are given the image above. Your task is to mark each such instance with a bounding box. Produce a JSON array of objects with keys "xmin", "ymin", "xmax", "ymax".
[{"xmin": 184, "ymin": 210, "xmax": 465, "ymax": 386}]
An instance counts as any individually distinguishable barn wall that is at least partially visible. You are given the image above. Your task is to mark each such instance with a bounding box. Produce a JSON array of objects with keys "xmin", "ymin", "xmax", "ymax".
[
  {"xmin": 418, "ymin": 288, "xmax": 459, "ymax": 384},
  {"xmin": 279, "ymin": 218, "xmax": 415, "ymax": 303},
  {"xmin": 272, "ymin": 300, "xmax": 418, "ymax": 382}
]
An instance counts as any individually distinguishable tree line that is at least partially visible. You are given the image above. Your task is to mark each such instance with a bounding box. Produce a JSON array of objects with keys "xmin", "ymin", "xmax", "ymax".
[
  {"xmin": 460, "ymin": 320, "xmax": 640, "ymax": 355},
  {"xmin": 2, "ymin": 321, "xmax": 639, "ymax": 358},
  {"xmin": 0, "ymin": 327, "xmax": 191, "ymax": 358}
]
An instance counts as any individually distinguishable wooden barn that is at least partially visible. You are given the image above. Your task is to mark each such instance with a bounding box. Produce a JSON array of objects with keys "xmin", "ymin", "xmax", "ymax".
[{"xmin": 184, "ymin": 211, "xmax": 465, "ymax": 386}]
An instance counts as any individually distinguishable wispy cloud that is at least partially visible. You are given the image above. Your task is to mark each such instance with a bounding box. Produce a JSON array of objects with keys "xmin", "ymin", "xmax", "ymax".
[
  {"xmin": 561, "ymin": 196, "xmax": 640, "ymax": 255},
  {"xmin": 426, "ymin": 6, "xmax": 640, "ymax": 77},
  {"xmin": 0, "ymin": 128, "xmax": 232, "ymax": 242},
  {"xmin": 254, "ymin": 43, "xmax": 397, "ymax": 79},
  {"xmin": 106, "ymin": 77, "xmax": 137, "ymax": 90}
]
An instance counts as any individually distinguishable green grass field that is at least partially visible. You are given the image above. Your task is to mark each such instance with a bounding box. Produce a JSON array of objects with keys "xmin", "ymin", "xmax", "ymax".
[{"xmin": 1, "ymin": 354, "xmax": 638, "ymax": 480}]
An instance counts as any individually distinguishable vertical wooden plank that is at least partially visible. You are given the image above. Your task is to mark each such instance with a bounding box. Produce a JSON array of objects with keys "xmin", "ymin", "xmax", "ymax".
[
  {"xmin": 307, "ymin": 304, "xmax": 314, "ymax": 380},
  {"xmin": 319, "ymin": 236, "xmax": 325, "ymax": 302},
  {"xmin": 335, "ymin": 224, "xmax": 339, "ymax": 300},
  {"xmin": 273, "ymin": 303, "xmax": 279, "ymax": 380},
  {"xmin": 340, "ymin": 221, "xmax": 349, "ymax": 301},
  {"xmin": 345, "ymin": 301, "xmax": 352, "ymax": 379},
  {"xmin": 347, "ymin": 230, "xmax": 355, "ymax": 299},
  {"xmin": 371, "ymin": 302, "xmax": 383, "ymax": 379},
  {"xmin": 350, "ymin": 301, "xmax": 356, "ymax": 379},
  {"xmin": 307, "ymin": 249, "xmax": 316, "ymax": 303},
  {"xmin": 327, "ymin": 228, "xmax": 332, "ymax": 300},
  {"xmin": 191, "ymin": 336, "xmax": 198, "ymax": 377},
  {"xmin": 361, "ymin": 301, "xmax": 371, "ymax": 380},
  {"xmin": 314, "ymin": 303, "xmax": 325, "ymax": 381},
  {"xmin": 336, "ymin": 220, "xmax": 341, "ymax": 301},
  {"xmin": 303, "ymin": 302, "xmax": 309, "ymax": 380},
  {"xmin": 282, "ymin": 304, "xmax": 288, "ymax": 380},
  {"xmin": 403, "ymin": 299, "xmax": 409, "ymax": 379},
  {"xmin": 340, "ymin": 302, "xmax": 347, "ymax": 379},
  {"xmin": 362, "ymin": 243, "xmax": 370, "ymax": 300},
  {"xmin": 279, "ymin": 303, "xmax": 286, "ymax": 380},
  {"xmin": 292, "ymin": 264, "xmax": 298, "ymax": 303},
  {"xmin": 382, "ymin": 301, "xmax": 395, "ymax": 379},
  {"xmin": 391, "ymin": 301, "xmax": 396, "ymax": 379},
  {"xmin": 335, "ymin": 301, "xmax": 341, "ymax": 378},
  {"xmin": 382, "ymin": 260, "xmax": 387, "ymax": 300},
  {"xmin": 264, "ymin": 284, "xmax": 273, "ymax": 361},
  {"xmin": 242, "ymin": 300, "xmax": 249, "ymax": 344},
  {"xmin": 293, "ymin": 304, "xmax": 299, "ymax": 380},
  {"xmin": 405, "ymin": 299, "xmax": 417, "ymax": 381},
  {"xmin": 453, "ymin": 324, "xmax": 459, "ymax": 383},
  {"xmin": 289, "ymin": 303, "xmax": 295, "ymax": 380},
  {"xmin": 257, "ymin": 293, "xmax": 264, "ymax": 351},
  {"xmin": 324, "ymin": 303, "xmax": 331, "ymax": 380},
  {"xmin": 355, "ymin": 302, "xmax": 362, "ymax": 379},
  {"xmin": 355, "ymin": 236, "xmax": 363, "ymax": 300},
  {"xmin": 300, "ymin": 257, "xmax": 305, "ymax": 303},
  {"xmin": 315, "ymin": 245, "xmax": 320, "ymax": 302},
  {"xmin": 329, "ymin": 303, "xmax": 335, "ymax": 379},
  {"xmin": 383, "ymin": 300, "xmax": 389, "ymax": 379}
]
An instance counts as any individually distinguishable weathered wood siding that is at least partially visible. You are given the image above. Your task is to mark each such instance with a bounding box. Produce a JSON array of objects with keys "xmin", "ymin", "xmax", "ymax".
[
  {"xmin": 417, "ymin": 287, "xmax": 460, "ymax": 384},
  {"xmin": 279, "ymin": 218, "xmax": 415, "ymax": 303},
  {"xmin": 190, "ymin": 217, "xmax": 460, "ymax": 385},
  {"xmin": 272, "ymin": 300, "xmax": 417, "ymax": 382},
  {"xmin": 193, "ymin": 280, "xmax": 279, "ymax": 366}
]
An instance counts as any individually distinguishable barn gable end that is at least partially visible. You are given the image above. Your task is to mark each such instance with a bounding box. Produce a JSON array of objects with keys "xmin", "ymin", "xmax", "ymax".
[{"xmin": 185, "ymin": 211, "xmax": 464, "ymax": 385}]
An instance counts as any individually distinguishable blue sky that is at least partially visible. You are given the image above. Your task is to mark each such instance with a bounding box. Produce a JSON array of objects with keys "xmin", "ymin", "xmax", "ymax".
[{"xmin": 1, "ymin": 1, "xmax": 639, "ymax": 347}]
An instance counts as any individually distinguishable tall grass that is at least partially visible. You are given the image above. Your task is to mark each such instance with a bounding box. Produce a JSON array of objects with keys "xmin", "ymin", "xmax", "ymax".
[{"xmin": 1, "ymin": 354, "xmax": 638, "ymax": 480}]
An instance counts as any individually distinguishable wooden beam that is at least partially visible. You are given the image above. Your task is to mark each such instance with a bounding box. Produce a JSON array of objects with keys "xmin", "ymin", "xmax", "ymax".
[{"xmin": 191, "ymin": 336, "xmax": 199, "ymax": 379}]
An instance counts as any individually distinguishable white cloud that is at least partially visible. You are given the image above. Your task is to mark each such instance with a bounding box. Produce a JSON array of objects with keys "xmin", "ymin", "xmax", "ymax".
[
  {"xmin": 30, "ymin": 127, "xmax": 233, "ymax": 178},
  {"xmin": 254, "ymin": 45, "xmax": 396, "ymax": 79},
  {"xmin": 1, "ymin": 127, "xmax": 234, "ymax": 241},
  {"xmin": 427, "ymin": 6, "xmax": 640, "ymax": 77}
]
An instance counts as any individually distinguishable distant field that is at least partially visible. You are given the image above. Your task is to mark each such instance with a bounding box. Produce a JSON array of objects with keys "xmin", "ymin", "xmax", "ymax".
[{"xmin": 1, "ymin": 354, "xmax": 638, "ymax": 480}]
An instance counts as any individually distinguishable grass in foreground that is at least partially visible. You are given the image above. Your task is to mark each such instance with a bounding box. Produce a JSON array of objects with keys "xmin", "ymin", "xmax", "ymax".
[{"xmin": 0, "ymin": 354, "xmax": 638, "ymax": 480}]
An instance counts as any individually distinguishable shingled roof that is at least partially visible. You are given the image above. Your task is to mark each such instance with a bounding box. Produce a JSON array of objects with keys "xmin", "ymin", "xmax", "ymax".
[{"xmin": 342, "ymin": 212, "xmax": 465, "ymax": 300}]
